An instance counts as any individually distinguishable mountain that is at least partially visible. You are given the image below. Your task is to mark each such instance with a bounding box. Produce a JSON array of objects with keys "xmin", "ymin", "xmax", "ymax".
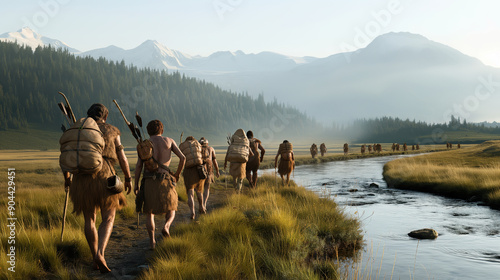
[
  {"xmin": 0, "ymin": 27, "xmax": 80, "ymax": 53},
  {"xmin": 79, "ymin": 40, "xmax": 193, "ymax": 70},
  {"xmin": 4, "ymin": 28, "xmax": 500, "ymax": 123}
]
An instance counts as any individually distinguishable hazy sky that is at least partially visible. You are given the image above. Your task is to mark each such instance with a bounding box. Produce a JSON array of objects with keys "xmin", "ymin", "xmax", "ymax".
[{"xmin": 1, "ymin": 0, "xmax": 499, "ymax": 67}]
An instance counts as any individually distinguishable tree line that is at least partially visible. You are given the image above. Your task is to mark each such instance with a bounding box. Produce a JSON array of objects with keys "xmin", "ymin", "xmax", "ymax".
[
  {"xmin": 345, "ymin": 116, "xmax": 500, "ymax": 143},
  {"xmin": 0, "ymin": 41, "xmax": 320, "ymax": 138}
]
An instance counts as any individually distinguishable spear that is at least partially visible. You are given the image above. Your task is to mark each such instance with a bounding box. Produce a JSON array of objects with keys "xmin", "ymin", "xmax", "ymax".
[
  {"xmin": 58, "ymin": 92, "xmax": 76, "ymax": 123},
  {"xmin": 113, "ymin": 100, "xmax": 139, "ymax": 143},
  {"xmin": 135, "ymin": 112, "xmax": 146, "ymax": 139},
  {"xmin": 57, "ymin": 92, "xmax": 76, "ymax": 242}
]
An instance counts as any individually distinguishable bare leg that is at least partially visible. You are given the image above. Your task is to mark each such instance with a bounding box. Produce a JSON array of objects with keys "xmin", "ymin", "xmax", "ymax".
[
  {"xmin": 187, "ymin": 188, "xmax": 195, "ymax": 219},
  {"xmin": 236, "ymin": 178, "xmax": 243, "ymax": 192},
  {"xmin": 232, "ymin": 177, "xmax": 238, "ymax": 191},
  {"xmin": 280, "ymin": 175, "xmax": 285, "ymax": 186},
  {"xmin": 246, "ymin": 170, "xmax": 253, "ymax": 188},
  {"xmin": 252, "ymin": 171, "xmax": 258, "ymax": 188},
  {"xmin": 94, "ymin": 206, "xmax": 116, "ymax": 273},
  {"xmin": 146, "ymin": 213, "xmax": 156, "ymax": 249},
  {"xmin": 83, "ymin": 210, "xmax": 98, "ymax": 270},
  {"xmin": 162, "ymin": 210, "xmax": 175, "ymax": 238},
  {"xmin": 196, "ymin": 190, "xmax": 206, "ymax": 214},
  {"xmin": 202, "ymin": 181, "xmax": 210, "ymax": 210},
  {"xmin": 286, "ymin": 173, "xmax": 291, "ymax": 187}
]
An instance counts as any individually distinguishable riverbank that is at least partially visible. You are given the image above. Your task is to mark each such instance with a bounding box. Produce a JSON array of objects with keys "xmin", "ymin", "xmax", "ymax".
[
  {"xmin": 383, "ymin": 140, "xmax": 500, "ymax": 210},
  {"xmin": 0, "ymin": 151, "xmax": 363, "ymax": 279},
  {"xmin": 256, "ymin": 144, "xmax": 449, "ymax": 170}
]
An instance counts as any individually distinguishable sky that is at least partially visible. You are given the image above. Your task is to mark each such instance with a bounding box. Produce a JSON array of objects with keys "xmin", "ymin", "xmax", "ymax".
[{"xmin": 1, "ymin": 0, "xmax": 499, "ymax": 67}]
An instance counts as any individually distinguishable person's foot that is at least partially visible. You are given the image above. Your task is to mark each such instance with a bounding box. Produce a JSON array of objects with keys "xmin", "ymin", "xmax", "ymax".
[
  {"xmin": 161, "ymin": 228, "xmax": 170, "ymax": 238},
  {"xmin": 190, "ymin": 213, "xmax": 195, "ymax": 220},
  {"xmin": 199, "ymin": 208, "xmax": 206, "ymax": 214},
  {"xmin": 94, "ymin": 255, "xmax": 111, "ymax": 274}
]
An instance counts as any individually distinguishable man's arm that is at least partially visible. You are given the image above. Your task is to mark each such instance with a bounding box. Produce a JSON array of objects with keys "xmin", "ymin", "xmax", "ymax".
[
  {"xmin": 258, "ymin": 143, "xmax": 265, "ymax": 162},
  {"xmin": 63, "ymin": 171, "xmax": 71, "ymax": 191},
  {"xmin": 274, "ymin": 152, "xmax": 279, "ymax": 168},
  {"xmin": 115, "ymin": 135, "xmax": 132, "ymax": 194},
  {"xmin": 170, "ymin": 140, "xmax": 185, "ymax": 182},
  {"xmin": 211, "ymin": 147, "xmax": 220, "ymax": 177},
  {"xmin": 134, "ymin": 157, "xmax": 143, "ymax": 195}
]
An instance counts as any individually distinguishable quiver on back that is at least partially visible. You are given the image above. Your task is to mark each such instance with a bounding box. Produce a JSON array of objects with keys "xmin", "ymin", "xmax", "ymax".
[
  {"xmin": 227, "ymin": 129, "xmax": 250, "ymax": 163},
  {"xmin": 59, "ymin": 117, "xmax": 105, "ymax": 174},
  {"xmin": 180, "ymin": 137, "xmax": 203, "ymax": 168},
  {"xmin": 137, "ymin": 139, "xmax": 158, "ymax": 172}
]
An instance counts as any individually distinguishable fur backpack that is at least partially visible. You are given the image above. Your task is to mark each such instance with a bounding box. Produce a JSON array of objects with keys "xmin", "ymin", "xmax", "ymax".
[
  {"xmin": 179, "ymin": 136, "xmax": 204, "ymax": 168},
  {"xmin": 227, "ymin": 129, "xmax": 250, "ymax": 163},
  {"xmin": 59, "ymin": 117, "xmax": 105, "ymax": 174}
]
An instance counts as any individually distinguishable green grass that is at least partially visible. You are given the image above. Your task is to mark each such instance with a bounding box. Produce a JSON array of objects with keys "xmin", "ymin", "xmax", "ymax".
[
  {"xmin": 1, "ymin": 150, "xmax": 364, "ymax": 279},
  {"xmin": 140, "ymin": 175, "xmax": 363, "ymax": 280},
  {"xmin": 383, "ymin": 140, "xmax": 500, "ymax": 209}
]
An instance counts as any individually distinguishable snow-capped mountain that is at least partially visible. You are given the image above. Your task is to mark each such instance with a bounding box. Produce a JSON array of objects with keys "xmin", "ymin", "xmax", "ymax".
[
  {"xmin": 2, "ymin": 28, "xmax": 499, "ymax": 123},
  {"xmin": 0, "ymin": 27, "xmax": 80, "ymax": 53},
  {"xmin": 79, "ymin": 40, "xmax": 193, "ymax": 70}
]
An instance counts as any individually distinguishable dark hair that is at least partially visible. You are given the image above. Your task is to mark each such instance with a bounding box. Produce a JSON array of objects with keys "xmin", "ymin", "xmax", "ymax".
[
  {"xmin": 147, "ymin": 120, "xmax": 163, "ymax": 136},
  {"xmin": 87, "ymin": 103, "xmax": 108, "ymax": 122},
  {"xmin": 246, "ymin": 130, "xmax": 253, "ymax": 138},
  {"xmin": 283, "ymin": 140, "xmax": 289, "ymax": 143}
]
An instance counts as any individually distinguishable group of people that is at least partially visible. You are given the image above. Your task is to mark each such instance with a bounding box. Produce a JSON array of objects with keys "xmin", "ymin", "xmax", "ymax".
[
  {"xmin": 61, "ymin": 103, "xmax": 296, "ymax": 273},
  {"xmin": 310, "ymin": 143, "xmax": 327, "ymax": 158}
]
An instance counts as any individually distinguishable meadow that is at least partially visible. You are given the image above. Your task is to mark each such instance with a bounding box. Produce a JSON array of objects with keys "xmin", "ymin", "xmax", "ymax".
[
  {"xmin": 0, "ymin": 147, "xmax": 367, "ymax": 279},
  {"xmin": 383, "ymin": 140, "xmax": 500, "ymax": 209}
]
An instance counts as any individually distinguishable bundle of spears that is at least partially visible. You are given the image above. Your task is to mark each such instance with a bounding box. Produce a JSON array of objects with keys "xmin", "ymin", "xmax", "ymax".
[{"xmin": 56, "ymin": 92, "xmax": 77, "ymax": 242}]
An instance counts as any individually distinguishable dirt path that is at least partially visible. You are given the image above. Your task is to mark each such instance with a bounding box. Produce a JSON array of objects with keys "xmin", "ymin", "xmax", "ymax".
[{"xmin": 86, "ymin": 183, "xmax": 234, "ymax": 279}]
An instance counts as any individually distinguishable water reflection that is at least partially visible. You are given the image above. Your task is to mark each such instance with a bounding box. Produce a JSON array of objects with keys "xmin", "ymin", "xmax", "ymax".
[{"xmin": 271, "ymin": 155, "xmax": 500, "ymax": 279}]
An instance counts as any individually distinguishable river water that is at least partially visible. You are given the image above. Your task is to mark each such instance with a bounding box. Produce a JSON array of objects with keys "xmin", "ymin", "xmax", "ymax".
[{"xmin": 270, "ymin": 154, "xmax": 500, "ymax": 279}]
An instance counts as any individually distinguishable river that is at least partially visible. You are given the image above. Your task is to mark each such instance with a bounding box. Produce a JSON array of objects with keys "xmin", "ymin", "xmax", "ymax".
[{"xmin": 270, "ymin": 154, "xmax": 500, "ymax": 279}]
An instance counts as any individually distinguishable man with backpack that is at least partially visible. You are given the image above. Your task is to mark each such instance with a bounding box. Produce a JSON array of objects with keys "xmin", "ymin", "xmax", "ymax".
[
  {"xmin": 224, "ymin": 129, "xmax": 254, "ymax": 192},
  {"xmin": 134, "ymin": 120, "xmax": 186, "ymax": 249},
  {"xmin": 200, "ymin": 137, "xmax": 220, "ymax": 211},
  {"xmin": 61, "ymin": 103, "xmax": 132, "ymax": 273},
  {"xmin": 245, "ymin": 130, "xmax": 265, "ymax": 188}
]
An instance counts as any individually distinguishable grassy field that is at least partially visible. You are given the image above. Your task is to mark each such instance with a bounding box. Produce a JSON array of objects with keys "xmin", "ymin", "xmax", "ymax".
[
  {"xmin": 383, "ymin": 140, "xmax": 500, "ymax": 209},
  {"xmin": 0, "ymin": 149, "xmax": 365, "ymax": 279}
]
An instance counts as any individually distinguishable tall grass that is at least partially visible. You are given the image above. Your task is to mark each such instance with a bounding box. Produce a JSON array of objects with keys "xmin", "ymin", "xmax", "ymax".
[
  {"xmin": 383, "ymin": 140, "xmax": 500, "ymax": 209},
  {"xmin": 140, "ymin": 175, "xmax": 363, "ymax": 280}
]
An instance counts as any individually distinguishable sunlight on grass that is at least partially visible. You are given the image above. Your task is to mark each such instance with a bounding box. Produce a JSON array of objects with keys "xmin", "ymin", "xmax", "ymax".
[{"xmin": 384, "ymin": 140, "xmax": 500, "ymax": 209}]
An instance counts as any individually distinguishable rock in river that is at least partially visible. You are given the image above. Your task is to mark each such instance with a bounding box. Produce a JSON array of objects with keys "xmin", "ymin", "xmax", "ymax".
[{"xmin": 408, "ymin": 228, "xmax": 438, "ymax": 239}]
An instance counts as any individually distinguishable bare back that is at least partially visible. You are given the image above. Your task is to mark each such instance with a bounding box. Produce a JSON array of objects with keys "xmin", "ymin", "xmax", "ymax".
[{"xmin": 150, "ymin": 135, "xmax": 182, "ymax": 172}]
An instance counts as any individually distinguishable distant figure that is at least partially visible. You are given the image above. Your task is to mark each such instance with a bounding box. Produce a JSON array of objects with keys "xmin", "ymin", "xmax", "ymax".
[
  {"xmin": 392, "ymin": 143, "xmax": 396, "ymax": 152},
  {"xmin": 376, "ymin": 143, "xmax": 382, "ymax": 153},
  {"xmin": 320, "ymin": 143, "xmax": 327, "ymax": 157},
  {"xmin": 361, "ymin": 144, "xmax": 366, "ymax": 154},
  {"xmin": 403, "ymin": 143, "xmax": 407, "ymax": 152},
  {"xmin": 343, "ymin": 143, "xmax": 349, "ymax": 155},
  {"xmin": 245, "ymin": 131, "xmax": 265, "ymax": 188},
  {"xmin": 224, "ymin": 129, "xmax": 253, "ymax": 192},
  {"xmin": 396, "ymin": 143, "xmax": 400, "ymax": 151},
  {"xmin": 199, "ymin": 137, "xmax": 220, "ymax": 211},
  {"xmin": 416, "ymin": 144, "xmax": 420, "ymax": 150},
  {"xmin": 275, "ymin": 140, "xmax": 295, "ymax": 186},
  {"xmin": 368, "ymin": 145, "xmax": 373, "ymax": 153},
  {"xmin": 412, "ymin": 144, "xmax": 415, "ymax": 151},
  {"xmin": 310, "ymin": 143, "xmax": 318, "ymax": 158},
  {"xmin": 450, "ymin": 143, "xmax": 453, "ymax": 149},
  {"xmin": 458, "ymin": 143, "xmax": 461, "ymax": 149},
  {"xmin": 446, "ymin": 142, "xmax": 450, "ymax": 149}
]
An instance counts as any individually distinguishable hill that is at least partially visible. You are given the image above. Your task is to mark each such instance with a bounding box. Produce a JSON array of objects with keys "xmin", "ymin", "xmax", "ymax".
[{"xmin": 0, "ymin": 41, "xmax": 321, "ymax": 149}]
